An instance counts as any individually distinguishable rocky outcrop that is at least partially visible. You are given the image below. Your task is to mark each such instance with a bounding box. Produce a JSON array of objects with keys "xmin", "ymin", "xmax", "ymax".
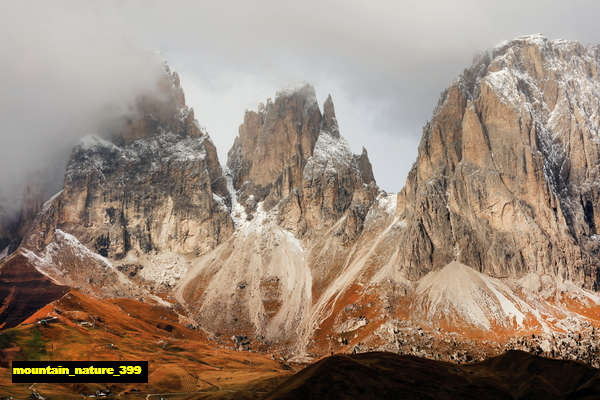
[
  {"xmin": 322, "ymin": 95, "xmax": 339, "ymax": 137},
  {"xmin": 297, "ymin": 35, "xmax": 600, "ymax": 359},
  {"xmin": 21, "ymin": 65, "xmax": 233, "ymax": 295},
  {"xmin": 51, "ymin": 130, "xmax": 231, "ymax": 259},
  {"xmin": 395, "ymin": 35, "xmax": 600, "ymax": 289},
  {"xmin": 112, "ymin": 64, "xmax": 206, "ymax": 145},
  {"xmin": 177, "ymin": 85, "xmax": 379, "ymax": 344},
  {"xmin": 227, "ymin": 83, "xmax": 378, "ymax": 238},
  {"xmin": 226, "ymin": 84, "xmax": 322, "ymax": 216}
]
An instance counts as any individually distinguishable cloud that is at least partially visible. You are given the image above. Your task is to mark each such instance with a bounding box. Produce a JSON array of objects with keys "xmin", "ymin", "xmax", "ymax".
[
  {"xmin": 0, "ymin": 3, "xmax": 165, "ymax": 209},
  {"xmin": 2, "ymin": 0, "xmax": 599, "ymax": 204}
]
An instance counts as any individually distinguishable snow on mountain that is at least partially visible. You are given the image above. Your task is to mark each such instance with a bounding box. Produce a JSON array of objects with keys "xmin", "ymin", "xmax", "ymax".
[
  {"xmin": 303, "ymin": 131, "xmax": 355, "ymax": 179},
  {"xmin": 78, "ymin": 134, "xmax": 122, "ymax": 152}
]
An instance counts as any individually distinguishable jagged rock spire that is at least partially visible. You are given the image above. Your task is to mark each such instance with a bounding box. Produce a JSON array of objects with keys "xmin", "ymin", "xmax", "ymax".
[
  {"xmin": 226, "ymin": 83, "xmax": 322, "ymax": 195},
  {"xmin": 112, "ymin": 63, "xmax": 204, "ymax": 145},
  {"xmin": 357, "ymin": 147, "xmax": 375, "ymax": 184},
  {"xmin": 322, "ymin": 94, "xmax": 339, "ymax": 137}
]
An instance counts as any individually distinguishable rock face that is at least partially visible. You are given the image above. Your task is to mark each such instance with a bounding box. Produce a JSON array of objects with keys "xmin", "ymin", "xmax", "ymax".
[
  {"xmin": 21, "ymin": 65, "xmax": 233, "ymax": 296},
  {"xmin": 297, "ymin": 35, "xmax": 600, "ymax": 357},
  {"xmin": 227, "ymin": 83, "xmax": 377, "ymax": 236},
  {"xmin": 177, "ymin": 84, "xmax": 379, "ymax": 344},
  {"xmin": 113, "ymin": 64, "xmax": 206, "ymax": 145},
  {"xmin": 227, "ymin": 84, "xmax": 321, "ymax": 204},
  {"xmin": 396, "ymin": 34, "xmax": 600, "ymax": 289}
]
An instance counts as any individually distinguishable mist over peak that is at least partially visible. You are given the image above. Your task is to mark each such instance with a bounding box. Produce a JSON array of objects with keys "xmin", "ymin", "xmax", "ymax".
[{"xmin": 0, "ymin": 4, "xmax": 170, "ymax": 213}]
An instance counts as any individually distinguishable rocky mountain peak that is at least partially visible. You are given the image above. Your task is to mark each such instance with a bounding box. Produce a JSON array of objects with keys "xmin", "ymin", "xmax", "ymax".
[
  {"xmin": 322, "ymin": 94, "xmax": 339, "ymax": 137},
  {"xmin": 226, "ymin": 84, "xmax": 378, "ymax": 231},
  {"xmin": 398, "ymin": 34, "xmax": 600, "ymax": 288},
  {"xmin": 9, "ymin": 37, "xmax": 600, "ymax": 366},
  {"xmin": 274, "ymin": 82, "xmax": 319, "ymax": 107},
  {"xmin": 356, "ymin": 147, "xmax": 375, "ymax": 184},
  {"xmin": 226, "ymin": 83, "xmax": 321, "ymax": 195},
  {"xmin": 20, "ymin": 65, "xmax": 233, "ymax": 296},
  {"xmin": 111, "ymin": 63, "xmax": 205, "ymax": 146}
]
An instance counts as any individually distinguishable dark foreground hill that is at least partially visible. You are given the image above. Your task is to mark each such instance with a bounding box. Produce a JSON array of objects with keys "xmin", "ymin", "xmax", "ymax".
[
  {"xmin": 0, "ymin": 253, "xmax": 68, "ymax": 329},
  {"xmin": 264, "ymin": 351, "xmax": 600, "ymax": 400}
]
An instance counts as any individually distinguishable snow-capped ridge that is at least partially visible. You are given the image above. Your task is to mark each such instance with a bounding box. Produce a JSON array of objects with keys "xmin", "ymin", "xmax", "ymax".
[
  {"xmin": 22, "ymin": 229, "xmax": 171, "ymax": 306},
  {"xmin": 70, "ymin": 132, "xmax": 209, "ymax": 178},
  {"xmin": 494, "ymin": 33, "xmax": 548, "ymax": 51}
]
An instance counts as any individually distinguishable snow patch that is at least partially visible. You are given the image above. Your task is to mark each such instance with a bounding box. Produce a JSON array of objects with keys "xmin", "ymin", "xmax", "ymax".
[
  {"xmin": 379, "ymin": 194, "xmax": 397, "ymax": 215},
  {"xmin": 164, "ymin": 134, "xmax": 207, "ymax": 162},
  {"xmin": 224, "ymin": 169, "xmax": 247, "ymax": 228},
  {"xmin": 22, "ymin": 229, "xmax": 171, "ymax": 306},
  {"xmin": 212, "ymin": 193, "xmax": 228, "ymax": 211},
  {"xmin": 20, "ymin": 249, "xmax": 63, "ymax": 284},
  {"xmin": 55, "ymin": 229, "xmax": 115, "ymax": 268},
  {"xmin": 515, "ymin": 33, "xmax": 548, "ymax": 48},
  {"xmin": 304, "ymin": 131, "xmax": 355, "ymax": 179},
  {"xmin": 69, "ymin": 132, "xmax": 209, "ymax": 180},
  {"xmin": 78, "ymin": 135, "xmax": 122, "ymax": 152}
]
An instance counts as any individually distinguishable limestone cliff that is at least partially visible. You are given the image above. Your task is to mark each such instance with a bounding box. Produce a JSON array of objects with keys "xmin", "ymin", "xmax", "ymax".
[
  {"xmin": 21, "ymin": 65, "xmax": 233, "ymax": 296},
  {"xmin": 395, "ymin": 34, "xmax": 600, "ymax": 289},
  {"xmin": 227, "ymin": 83, "xmax": 378, "ymax": 239},
  {"xmin": 177, "ymin": 85, "xmax": 379, "ymax": 344}
]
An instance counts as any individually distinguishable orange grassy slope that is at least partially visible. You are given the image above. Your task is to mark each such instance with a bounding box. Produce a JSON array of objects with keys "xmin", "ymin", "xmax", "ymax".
[{"xmin": 0, "ymin": 290, "xmax": 295, "ymax": 399}]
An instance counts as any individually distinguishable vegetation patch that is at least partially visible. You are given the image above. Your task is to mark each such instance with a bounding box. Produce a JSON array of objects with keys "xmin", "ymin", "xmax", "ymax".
[
  {"xmin": 0, "ymin": 329, "xmax": 17, "ymax": 350},
  {"xmin": 18, "ymin": 327, "xmax": 47, "ymax": 361}
]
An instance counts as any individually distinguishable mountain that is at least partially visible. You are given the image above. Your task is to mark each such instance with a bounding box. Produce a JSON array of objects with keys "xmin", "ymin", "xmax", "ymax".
[
  {"xmin": 3, "ymin": 34, "xmax": 600, "ymax": 372},
  {"xmin": 18, "ymin": 65, "xmax": 233, "ymax": 300},
  {"xmin": 177, "ymin": 84, "xmax": 378, "ymax": 348},
  {"xmin": 397, "ymin": 34, "xmax": 600, "ymax": 286}
]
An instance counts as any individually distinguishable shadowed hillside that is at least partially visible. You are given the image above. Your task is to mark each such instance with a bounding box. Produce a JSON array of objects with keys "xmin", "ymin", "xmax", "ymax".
[
  {"xmin": 0, "ymin": 253, "xmax": 69, "ymax": 329},
  {"xmin": 264, "ymin": 351, "xmax": 600, "ymax": 400}
]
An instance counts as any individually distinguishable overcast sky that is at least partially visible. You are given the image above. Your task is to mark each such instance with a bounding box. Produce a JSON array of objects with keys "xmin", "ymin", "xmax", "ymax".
[{"xmin": 2, "ymin": 1, "xmax": 600, "ymax": 198}]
